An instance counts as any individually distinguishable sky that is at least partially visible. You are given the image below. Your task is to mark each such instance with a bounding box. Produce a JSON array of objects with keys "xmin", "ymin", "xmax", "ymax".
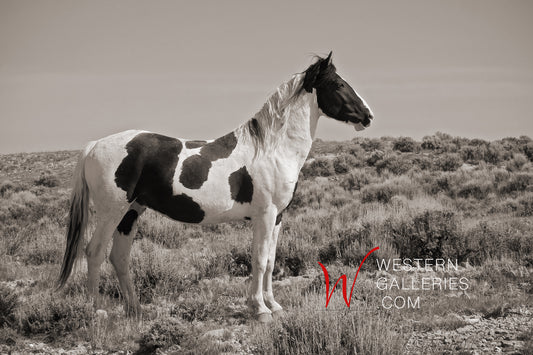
[{"xmin": 0, "ymin": 0, "xmax": 532, "ymax": 153}]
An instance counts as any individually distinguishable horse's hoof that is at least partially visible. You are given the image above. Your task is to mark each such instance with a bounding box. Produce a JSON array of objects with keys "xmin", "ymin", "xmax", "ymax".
[
  {"xmin": 272, "ymin": 309, "xmax": 286, "ymax": 319},
  {"xmin": 256, "ymin": 312, "xmax": 273, "ymax": 323}
]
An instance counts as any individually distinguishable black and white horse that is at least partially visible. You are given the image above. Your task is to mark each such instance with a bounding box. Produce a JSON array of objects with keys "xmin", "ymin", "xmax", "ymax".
[{"xmin": 58, "ymin": 52, "xmax": 373, "ymax": 322}]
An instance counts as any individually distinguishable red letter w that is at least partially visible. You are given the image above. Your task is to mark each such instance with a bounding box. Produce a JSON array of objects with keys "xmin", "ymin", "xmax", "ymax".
[{"xmin": 318, "ymin": 246, "xmax": 379, "ymax": 308}]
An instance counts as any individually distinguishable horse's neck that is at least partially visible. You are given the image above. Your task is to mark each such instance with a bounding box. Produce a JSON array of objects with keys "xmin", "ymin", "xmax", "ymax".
[{"xmin": 273, "ymin": 91, "xmax": 320, "ymax": 167}]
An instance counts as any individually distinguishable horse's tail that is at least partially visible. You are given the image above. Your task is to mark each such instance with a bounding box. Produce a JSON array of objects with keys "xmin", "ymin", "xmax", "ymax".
[{"xmin": 57, "ymin": 141, "xmax": 96, "ymax": 289}]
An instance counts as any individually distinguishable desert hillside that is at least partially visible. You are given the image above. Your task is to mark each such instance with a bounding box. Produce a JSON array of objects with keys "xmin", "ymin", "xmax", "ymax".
[{"xmin": 1, "ymin": 133, "xmax": 532, "ymax": 354}]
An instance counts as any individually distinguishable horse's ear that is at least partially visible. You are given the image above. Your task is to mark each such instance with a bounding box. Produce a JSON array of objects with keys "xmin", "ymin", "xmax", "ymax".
[
  {"xmin": 325, "ymin": 51, "xmax": 333, "ymax": 66},
  {"xmin": 303, "ymin": 61, "xmax": 320, "ymax": 93}
]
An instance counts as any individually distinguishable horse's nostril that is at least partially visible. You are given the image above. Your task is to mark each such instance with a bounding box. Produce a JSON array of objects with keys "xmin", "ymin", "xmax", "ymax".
[{"xmin": 362, "ymin": 115, "xmax": 373, "ymax": 127}]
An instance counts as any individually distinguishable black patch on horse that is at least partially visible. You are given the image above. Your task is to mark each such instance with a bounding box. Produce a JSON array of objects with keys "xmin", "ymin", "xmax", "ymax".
[
  {"xmin": 229, "ymin": 166, "xmax": 254, "ymax": 203},
  {"xmin": 163, "ymin": 193, "xmax": 205, "ymax": 223},
  {"xmin": 185, "ymin": 140, "xmax": 207, "ymax": 149},
  {"xmin": 115, "ymin": 133, "xmax": 205, "ymax": 223},
  {"xmin": 200, "ymin": 132, "xmax": 238, "ymax": 161},
  {"xmin": 180, "ymin": 132, "xmax": 238, "ymax": 189},
  {"xmin": 179, "ymin": 155, "xmax": 211, "ymax": 189},
  {"xmin": 117, "ymin": 210, "xmax": 139, "ymax": 235}
]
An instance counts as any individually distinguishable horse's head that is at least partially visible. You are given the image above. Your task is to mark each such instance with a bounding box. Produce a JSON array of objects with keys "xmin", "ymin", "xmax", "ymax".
[{"xmin": 303, "ymin": 52, "xmax": 373, "ymax": 131}]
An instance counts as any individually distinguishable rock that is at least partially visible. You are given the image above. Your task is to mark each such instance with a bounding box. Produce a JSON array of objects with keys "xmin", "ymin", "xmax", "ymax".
[
  {"xmin": 456, "ymin": 325, "xmax": 473, "ymax": 334},
  {"xmin": 501, "ymin": 340, "xmax": 518, "ymax": 348},
  {"xmin": 95, "ymin": 309, "xmax": 108, "ymax": 319},
  {"xmin": 66, "ymin": 344, "xmax": 88, "ymax": 354},
  {"xmin": 465, "ymin": 316, "xmax": 481, "ymax": 324},
  {"xmin": 203, "ymin": 328, "xmax": 229, "ymax": 338}
]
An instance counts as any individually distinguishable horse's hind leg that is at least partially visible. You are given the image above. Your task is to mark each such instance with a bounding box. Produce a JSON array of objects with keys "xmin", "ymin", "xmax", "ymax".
[
  {"xmin": 86, "ymin": 212, "xmax": 124, "ymax": 309},
  {"xmin": 109, "ymin": 203, "xmax": 145, "ymax": 317}
]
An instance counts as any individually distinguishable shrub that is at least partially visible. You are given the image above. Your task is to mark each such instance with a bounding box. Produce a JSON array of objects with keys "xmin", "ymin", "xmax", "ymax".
[
  {"xmin": 434, "ymin": 153, "xmax": 463, "ymax": 171},
  {"xmin": 460, "ymin": 146, "xmax": 477, "ymax": 163},
  {"xmin": 517, "ymin": 193, "xmax": 533, "ymax": 217},
  {"xmin": 388, "ymin": 210, "xmax": 466, "ymax": 261},
  {"xmin": 365, "ymin": 150, "xmax": 384, "ymax": 167},
  {"xmin": 20, "ymin": 293, "xmax": 92, "ymax": 337},
  {"xmin": 346, "ymin": 143, "xmax": 366, "ymax": 159},
  {"xmin": 421, "ymin": 135, "xmax": 441, "ymax": 150},
  {"xmin": 0, "ymin": 180, "xmax": 22, "ymax": 197},
  {"xmin": 375, "ymin": 155, "xmax": 411, "ymax": 175},
  {"xmin": 465, "ymin": 221, "xmax": 533, "ymax": 264},
  {"xmin": 524, "ymin": 142, "xmax": 533, "ymax": 162},
  {"xmin": 130, "ymin": 239, "xmax": 183, "ymax": 303},
  {"xmin": 0, "ymin": 285, "xmax": 18, "ymax": 327},
  {"xmin": 412, "ymin": 155, "xmax": 433, "ymax": 170},
  {"xmin": 340, "ymin": 170, "xmax": 373, "ymax": 191},
  {"xmin": 457, "ymin": 180, "xmax": 493, "ymax": 199},
  {"xmin": 252, "ymin": 304, "xmax": 408, "ymax": 354},
  {"xmin": 498, "ymin": 173, "xmax": 533, "ymax": 194},
  {"xmin": 34, "ymin": 173, "xmax": 60, "ymax": 188},
  {"xmin": 228, "ymin": 248, "xmax": 251, "ymax": 276},
  {"xmin": 138, "ymin": 317, "xmax": 186, "ymax": 353},
  {"xmin": 171, "ymin": 296, "xmax": 225, "ymax": 322},
  {"xmin": 361, "ymin": 184, "xmax": 394, "ymax": 203},
  {"xmin": 275, "ymin": 246, "xmax": 306, "ymax": 277},
  {"xmin": 393, "ymin": 137, "xmax": 417, "ymax": 152},
  {"xmin": 506, "ymin": 153, "xmax": 528, "ymax": 172},
  {"xmin": 318, "ymin": 224, "xmax": 377, "ymax": 269},
  {"xmin": 0, "ymin": 224, "xmax": 27, "ymax": 256},
  {"xmin": 301, "ymin": 157, "xmax": 335, "ymax": 178},
  {"xmin": 332, "ymin": 154, "xmax": 358, "ymax": 174},
  {"xmin": 484, "ymin": 143, "xmax": 504, "ymax": 164},
  {"xmin": 358, "ymin": 138, "xmax": 384, "ymax": 152},
  {"xmin": 23, "ymin": 246, "xmax": 62, "ymax": 265}
]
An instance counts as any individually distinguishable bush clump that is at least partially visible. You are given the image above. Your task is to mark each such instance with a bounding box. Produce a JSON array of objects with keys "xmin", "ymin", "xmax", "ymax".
[
  {"xmin": 138, "ymin": 317, "xmax": 186, "ymax": 353},
  {"xmin": 34, "ymin": 173, "xmax": 60, "ymax": 188},
  {"xmin": 361, "ymin": 184, "xmax": 395, "ymax": 203},
  {"xmin": 301, "ymin": 158, "xmax": 335, "ymax": 177},
  {"xmin": 456, "ymin": 180, "xmax": 493, "ymax": 199},
  {"xmin": 318, "ymin": 225, "xmax": 377, "ymax": 269},
  {"xmin": 375, "ymin": 155, "xmax": 412, "ymax": 175},
  {"xmin": 393, "ymin": 137, "xmax": 417, "ymax": 152},
  {"xmin": 388, "ymin": 210, "xmax": 466, "ymax": 261},
  {"xmin": 498, "ymin": 173, "xmax": 533, "ymax": 194},
  {"xmin": 20, "ymin": 294, "xmax": 92, "ymax": 337},
  {"xmin": 434, "ymin": 153, "xmax": 463, "ymax": 171},
  {"xmin": 421, "ymin": 135, "xmax": 441, "ymax": 150},
  {"xmin": 341, "ymin": 170, "xmax": 373, "ymax": 191},
  {"xmin": 0, "ymin": 285, "xmax": 18, "ymax": 327}
]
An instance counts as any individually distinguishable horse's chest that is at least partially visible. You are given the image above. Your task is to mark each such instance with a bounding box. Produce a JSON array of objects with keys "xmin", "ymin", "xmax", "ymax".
[{"xmin": 253, "ymin": 160, "xmax": 299, "ymax": 211}]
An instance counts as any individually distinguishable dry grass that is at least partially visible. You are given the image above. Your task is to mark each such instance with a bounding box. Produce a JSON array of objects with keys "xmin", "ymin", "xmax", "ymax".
[{"xmin": 1, "ymin": 134, "xmax": 532, "ymax": 353}]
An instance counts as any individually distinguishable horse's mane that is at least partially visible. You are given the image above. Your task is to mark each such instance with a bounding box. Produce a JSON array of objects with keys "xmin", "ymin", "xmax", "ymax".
[{"xmin": 238, "ymin": 73, "xmax": 306, "ymax": 155}]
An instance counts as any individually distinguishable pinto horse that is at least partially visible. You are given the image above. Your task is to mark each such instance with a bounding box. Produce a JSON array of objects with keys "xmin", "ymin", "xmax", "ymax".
[{"xmin": 58, "ymin": 52, "xmax": 373, "ymax": 322}]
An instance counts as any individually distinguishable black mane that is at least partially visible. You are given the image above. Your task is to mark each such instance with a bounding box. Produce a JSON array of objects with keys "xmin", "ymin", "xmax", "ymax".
[{"xmin": 302, "ymin": 53, "xmax": 336, "ymax": 93}]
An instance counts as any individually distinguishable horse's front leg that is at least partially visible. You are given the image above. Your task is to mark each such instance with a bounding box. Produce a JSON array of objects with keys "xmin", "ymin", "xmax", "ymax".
[
  {"xmin": 263, "ymin": 220, "xmax": 283, "ymax": 316},
  {"xmin": 249, "ymin": 207, "xmax": 277, "ymax": 323}
]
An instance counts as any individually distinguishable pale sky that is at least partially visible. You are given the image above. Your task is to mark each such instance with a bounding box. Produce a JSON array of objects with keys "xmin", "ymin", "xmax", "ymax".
[{"xmin": 1, "ymin": 0, "xmax": 532, "ymax": 153}]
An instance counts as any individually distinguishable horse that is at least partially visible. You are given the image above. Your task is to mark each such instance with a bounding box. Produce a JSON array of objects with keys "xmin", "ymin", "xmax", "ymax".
[{"xmin": 57, "ymin": 52, "xmax": 374, "ymax": 323}]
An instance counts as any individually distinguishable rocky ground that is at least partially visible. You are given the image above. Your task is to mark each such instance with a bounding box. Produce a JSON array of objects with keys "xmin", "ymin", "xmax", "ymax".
[{"xmin": 405, "ymin": 307, "xmax": 532, "ymax": 354}]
